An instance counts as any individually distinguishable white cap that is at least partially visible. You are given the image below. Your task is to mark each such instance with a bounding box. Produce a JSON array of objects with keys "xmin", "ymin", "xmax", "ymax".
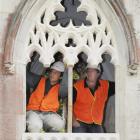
[
  {"xmin": 86, "ymin": 64, "xmax": 101, "ymax": 72},
  {"xmin": 50, "ymin": 61, "xmax": 65, "ymax": 72}
]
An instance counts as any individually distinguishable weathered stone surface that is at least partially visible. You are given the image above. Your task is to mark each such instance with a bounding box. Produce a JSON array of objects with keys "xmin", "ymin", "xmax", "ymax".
[{"xmin": 0, "ymin": 0, "xmax": 140, "ymax": 140}]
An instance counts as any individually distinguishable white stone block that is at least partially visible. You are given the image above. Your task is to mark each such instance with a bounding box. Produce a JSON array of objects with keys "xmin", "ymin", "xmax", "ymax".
[{"xmin": 0, "ymin": 0, "xmax": 21, "ymax": 13}]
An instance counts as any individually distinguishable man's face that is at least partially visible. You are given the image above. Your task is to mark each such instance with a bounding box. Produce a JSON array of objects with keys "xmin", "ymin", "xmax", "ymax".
[
  {"xmin": 49, "ymin": 69, "xmax": 61, "ymax": 83},
  {"xmin": 86, "ymin": 68, "xmax": 100, "ymax": 83}
]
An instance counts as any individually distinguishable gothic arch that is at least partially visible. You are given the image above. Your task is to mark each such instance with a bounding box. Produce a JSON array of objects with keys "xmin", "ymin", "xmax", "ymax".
[
  {"xmin": 3, "ymin": 0, "xmax": 138, "ymax": 72},
  {"xmin": 3, "ymin": 0, "xmax": 138, "ymax": 139}
]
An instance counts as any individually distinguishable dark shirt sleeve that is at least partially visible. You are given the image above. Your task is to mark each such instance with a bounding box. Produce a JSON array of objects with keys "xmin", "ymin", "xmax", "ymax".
[
  {"xmin": 108, "ymin": 81, "xmax": 115, "ymax": 97},
  {"xmin": 26, "ymin": 70, "xmax": 41, "ymax": 90},
  {"xmin": 26, "ymin": 70, "xmax": 42, "ymax": 105}
]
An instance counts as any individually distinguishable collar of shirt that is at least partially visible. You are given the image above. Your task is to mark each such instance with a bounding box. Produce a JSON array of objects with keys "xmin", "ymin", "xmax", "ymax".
[
  {"xmin": 84, "ymin": 78, "xmax": 100, "ymax": 95},
  {"xmin": 46, "ymin": 77, "xmax": 60, "ymax": 86},
  {"xmin": 45, "ymin": 78, "xmax": 60, "ymax": 94}
]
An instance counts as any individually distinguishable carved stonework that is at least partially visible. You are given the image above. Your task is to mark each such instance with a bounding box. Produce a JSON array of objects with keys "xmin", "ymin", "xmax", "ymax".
[
  {"xmin": 25, "ymin": 0, "xmax": 118, "ymax": 67},
  {"xmin": 128, "ymin": 63, "xmax": 138, "ymax": 75},
  {"xmin": 4, "ymin": 62, "xmax": 15, "ymax": 75},
  {"xmin": 109, "ymin": 0, "xmax": 138, "ymax": 66},
  {"xmin": 1, "ymin": 0, "xmax": 140, "ymax": 140}
]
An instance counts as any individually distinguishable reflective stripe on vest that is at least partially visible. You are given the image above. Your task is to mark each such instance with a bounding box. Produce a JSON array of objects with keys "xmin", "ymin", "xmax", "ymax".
[
  {"xmin": 27, "ymin": 77, "xmax": 60, "ymax": 112},
  {"xmin": 74, "ymin": 79, "xmax": 109, "ymax": 125}
]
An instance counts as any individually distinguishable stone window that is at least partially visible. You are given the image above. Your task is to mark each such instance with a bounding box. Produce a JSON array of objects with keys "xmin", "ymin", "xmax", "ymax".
[
  {"xmin": 3, "ymin": 0, "xmax": 135, "ymax": 139},
  {"xmin": 25, "ymin": 0, "xmax": 117, "ymax": 134}
]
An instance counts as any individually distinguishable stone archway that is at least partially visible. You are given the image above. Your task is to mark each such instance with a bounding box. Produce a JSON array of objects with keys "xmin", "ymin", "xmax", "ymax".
[{"xmin": 2, "ymin": 0, "xmax": 138, "ymax": 140}]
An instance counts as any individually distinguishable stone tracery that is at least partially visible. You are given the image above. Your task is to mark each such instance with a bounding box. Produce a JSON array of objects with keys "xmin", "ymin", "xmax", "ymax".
[{"xmin": 26, "ymin": 0, "xmax": 118, "ymax": 67}]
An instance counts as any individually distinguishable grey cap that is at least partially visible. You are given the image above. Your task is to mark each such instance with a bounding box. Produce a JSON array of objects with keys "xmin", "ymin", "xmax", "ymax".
[{"xmin": 50, "ymin": 61, "xmax": 65, "ymax": 72}]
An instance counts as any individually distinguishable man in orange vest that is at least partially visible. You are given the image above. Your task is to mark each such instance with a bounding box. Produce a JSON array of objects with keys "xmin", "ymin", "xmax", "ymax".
[
  {"xmin": 73, "ymin": 64, "xmax": 115, "ymax": 133},
  {"xmin": 26, "ymin": 61, "xmax": 66, "ymax": 132}
]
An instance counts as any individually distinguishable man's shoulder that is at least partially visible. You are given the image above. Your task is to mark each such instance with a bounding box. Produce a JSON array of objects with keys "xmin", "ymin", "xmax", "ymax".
[
  {"xmin": 99, "ymin": 79, "xmax": 109, "ymax": 87},
  {"xmin": 75, "ymin": 79, "xmax": 84, "ymax": 84},
  {"xmin": 74, "ymin": 79, "xmax": 85, "ymax": 87},
  {"xmin": 99, "ymin": 80, "xmax": 115, "ymax": 90},
  {"xmin": 99, "ymin": 79, "xmax": 108, "ymax": 83},
  {"xmin": 100, "ymin": 79, "xmax": 115, "ymax": 83},
  {"xmin": 40, "ymin": 76, "xmax": 47, "ymax": 80}
]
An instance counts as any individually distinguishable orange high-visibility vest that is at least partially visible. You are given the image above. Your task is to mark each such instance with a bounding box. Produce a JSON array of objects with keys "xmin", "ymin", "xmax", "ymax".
[
  {"xmin": 27, "ymin": 77, "xmax": 60, "ymax": 112},
  {"xmin": 74, "ymin": 79, "xmax": 109, "ymax": 125}
]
